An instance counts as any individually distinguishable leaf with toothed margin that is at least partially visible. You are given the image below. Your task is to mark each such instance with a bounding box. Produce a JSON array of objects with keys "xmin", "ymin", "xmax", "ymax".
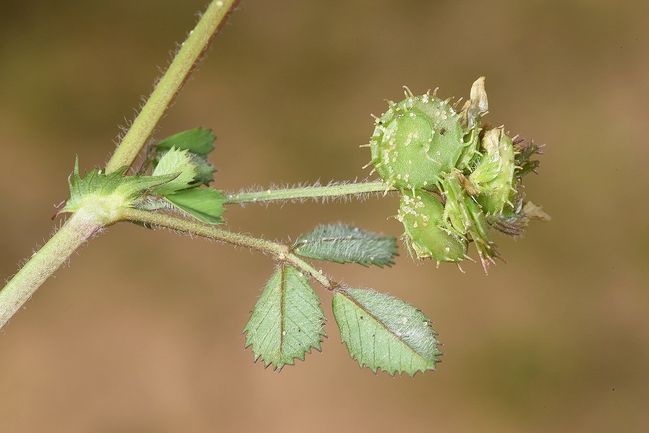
[
  {"xmin": 164, "ymin": 188, "xmax": 227, "ymax": 224},
  {"xmin": 244, "ymin": 264, "xmax": 327, "ymax": 371},
  {"xmin": 150, "ymin": 147, "xmax": 199, "ymax": 195},
  {"xmin": 155, "ymin": 128, "xmax": 217, "ymax": 186},
  {"xmin": 156, "ymin": 127, "xmax": 215, "ymax": 156},
  {"xmin": 332, "ymin": 287, "xmax": 442, "ymax": 376},
  {"xmin": 292, "ymin": 224, "xmax": 398, "ymax": 267}
]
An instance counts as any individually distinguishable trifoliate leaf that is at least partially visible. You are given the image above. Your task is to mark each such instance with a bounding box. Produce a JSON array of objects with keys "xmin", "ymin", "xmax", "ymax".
[
  {"xmin": 292, "ymin": 224, "xmax": 398, "ymax": 267},
  {"xmin": 151, "ymin": 147, "xmax": 197, "ymax": 195},
  {"xmin": 61, "ymin": 158, "xmax": 178, "ymax": 215},
  {"xmin": 244, "ymin": 264, "xmax": 327, "ymax": 371},
  {"xmin": 164, "ymin": 188, "xmax": 227, "ymax": 224},
  {"xmin": 332, "ymin": 287, "xmax": 442, "ymax": 376},
  {"xmin": 156, "ymin": 127, "xmax": 215, "ymax": 156}
]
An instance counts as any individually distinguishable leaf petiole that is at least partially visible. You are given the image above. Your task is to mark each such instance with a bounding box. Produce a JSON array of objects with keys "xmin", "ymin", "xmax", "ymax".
[
  {"xmin": 225, "ymin": 180, "xmax": 394, "ymax": 205},
  {"xmin": 120, "ymin": 208, "xmax": 333, "ymax": 289}
]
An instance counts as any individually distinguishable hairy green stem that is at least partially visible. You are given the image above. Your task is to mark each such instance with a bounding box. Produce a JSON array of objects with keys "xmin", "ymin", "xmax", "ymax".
[
  {"xmin": 0, "ymin": 209, "xmax": 106, "ymax": 329},
  {"xmin": 0, "ymin": 1, "xmax": 239, "ymax": 329},
  {"xmin": 225, "ymin": 181, "xmax": 393, "ymax": 205},
  {"xmin": 121, "ymin": 208, "xmax": 332, "ymax": 289},
  {"xmin": 105, "ymin": 0, "xmax": 239, "ymax": 174}
]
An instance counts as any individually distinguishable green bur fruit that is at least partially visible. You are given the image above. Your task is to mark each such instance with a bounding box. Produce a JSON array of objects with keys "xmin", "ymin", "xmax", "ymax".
[
  {"xmin": 368, "ymin": 78, "xmax": 548, "ymax": 272},
  {"xmin": 368, "ymin": 89, "xmax": 466, "ymax": 190},
  {"xmin": 398, "ymin": 189, "xmax": 467, "ymax": 263}
]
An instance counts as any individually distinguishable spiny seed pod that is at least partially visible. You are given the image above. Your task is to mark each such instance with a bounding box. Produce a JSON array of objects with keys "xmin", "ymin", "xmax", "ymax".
[
  {"xmin": 398, "ymin": 189, "xmax": 467, "ymax": 263},
  {"xmin": 438, "ymin": 171, "xmax": 502, "ymax": 272},
  {"xmin": 468, "ymin": 127, "xmax": 517, "ymax": 215},
  {"xmin": 367, "ymin": 78, "xmax": 549, "ymax": 272},
  {"xmin": 367, "ymin": 88, "xmax": 466, "ymax": 190}
]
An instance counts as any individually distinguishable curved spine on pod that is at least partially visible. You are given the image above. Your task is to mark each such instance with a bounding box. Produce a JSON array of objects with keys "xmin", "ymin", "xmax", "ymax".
[{"xmin": 439, "ymin": 171, "xmax": 501, "ymax": 272}]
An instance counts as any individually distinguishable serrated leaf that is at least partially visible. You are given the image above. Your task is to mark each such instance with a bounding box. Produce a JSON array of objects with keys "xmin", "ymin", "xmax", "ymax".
[
  {"xmin": 164, "ymin": 188, "xmax": 227, "ymax": 224},
  {"xmin": 292, "ymin": 224, "xmax": 398, "ymax": 267},
  {"xmin": 151, "ymin": 147, "xmax": 197, "ymax": 195},
  {"xmin": 156, "ymin": 127, "xmax": 215, "ymax": 156},
  {"xmin": 244, "ymin": 264, "xmax": 326, "ymax": 371},
  {"xmin": 332, "ymin": 287, "xmax": 442, "ymax": 376},
  {"xmin": 154, "ymin": 128, "xmax": 217, "ymax": 186}
]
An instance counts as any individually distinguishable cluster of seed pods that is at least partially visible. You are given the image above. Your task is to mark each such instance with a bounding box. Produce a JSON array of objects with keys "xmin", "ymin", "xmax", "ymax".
[{"xmin": 367, "ymin": 77, "xmax": 548, "ymax": 272}]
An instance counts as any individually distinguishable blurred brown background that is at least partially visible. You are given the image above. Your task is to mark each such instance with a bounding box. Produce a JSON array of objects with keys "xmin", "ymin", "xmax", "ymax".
[{"xmin": 1, "ymin": 0, "xmax": 648, "ymax": 432}]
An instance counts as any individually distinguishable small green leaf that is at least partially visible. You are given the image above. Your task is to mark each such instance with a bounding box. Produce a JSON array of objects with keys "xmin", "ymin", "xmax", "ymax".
[
  {"xmin": 151, "ymin": 147, "xmax": 197, "ymax": 195},
  {"xmin": 244, "ymin": 265, "xmax": 326, "ymax": 370},
  {"xmin": 164, "ymin": 188, "xmax": 227, "ymax": 224},
  {"xmin": 156, "ymin": 127, "xmax": 215, "ymax": 156},
  {"xmin": 292, "ymin": 224, "xmax": 398, "ymax": 267},
  {"xmin": 332, "ymin": 287, "xmax": 442, "ymax": 376},
  {"xmin": 153, "ymin": 129, "xmax": 217, "ymax": 186}
]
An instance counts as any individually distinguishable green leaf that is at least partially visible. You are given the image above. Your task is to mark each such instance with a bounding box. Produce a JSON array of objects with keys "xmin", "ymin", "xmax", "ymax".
[
  {"xmin": 332, "ymin": 287, "xmax": 442, "ymax": 376},
  {"xmin": 244, "ymin": 264, "xmax": 327, "ymax": 371},
  {"xmin": 151, "ymin": 147, "xmax": 198, "ymax": 195},
  {"xmin": 292, "ymin": 224, "xmax": 398, "ymax": 267},
  {"xmin": 164, "ymin": 188, "xmax": 227, "ymax": 224},
  {"xmin": 153, "ymin": 129, "xmax": 217, "ymax": 186},
  {"xmin": 156, "ymin": 127, "xmax": 215, "ymax": 156}
]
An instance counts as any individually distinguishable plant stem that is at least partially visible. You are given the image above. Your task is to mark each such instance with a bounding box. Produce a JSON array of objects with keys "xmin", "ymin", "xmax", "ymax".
[
  {"xmin": 0, "ymin": 209, "xmax": 106, "ymax": 329},
  {"xmin": 225, "ymin": 180, "xmax": 393, "ymax": 205},
  {"xmin": 0, "ymin": 1, "xmax": 240, "ymax": 329},
  {"xmin": 105, "ymin": 0, "xmax": 239, "ymax": 174},
  {"xmin": 120, "ymin": 208, "xmax": 333, "ymax": 289}
]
